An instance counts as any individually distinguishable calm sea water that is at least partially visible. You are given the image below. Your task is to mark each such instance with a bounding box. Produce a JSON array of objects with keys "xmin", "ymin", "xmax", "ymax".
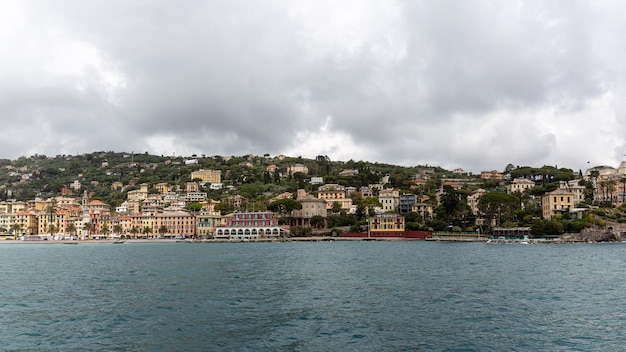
[{"xmin": 1, "ymin": 241, "xmax": 626, "ymax": 351}]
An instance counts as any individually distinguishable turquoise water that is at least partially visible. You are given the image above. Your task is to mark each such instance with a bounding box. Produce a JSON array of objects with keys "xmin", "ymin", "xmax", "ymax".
[{"xmin": 1, "ymin": 241, "xmax": 626, "ymax": 351}]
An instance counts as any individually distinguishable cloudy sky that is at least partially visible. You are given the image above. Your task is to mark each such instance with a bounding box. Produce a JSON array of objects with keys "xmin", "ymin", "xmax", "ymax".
[{"xmin": 1, "ymin": 0, "xmax": 625, "ymax": 173}]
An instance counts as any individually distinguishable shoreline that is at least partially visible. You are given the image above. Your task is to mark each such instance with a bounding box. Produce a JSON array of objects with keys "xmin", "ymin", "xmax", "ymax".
[{"xmin": 0, "ymin": 236, "xmax": 426, "ymax": 244}]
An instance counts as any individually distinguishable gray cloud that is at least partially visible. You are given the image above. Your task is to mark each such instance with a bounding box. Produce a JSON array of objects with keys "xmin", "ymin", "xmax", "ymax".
[{"xmin": 0, "ymin": 0, "xmax": 623, "ymax": 172}]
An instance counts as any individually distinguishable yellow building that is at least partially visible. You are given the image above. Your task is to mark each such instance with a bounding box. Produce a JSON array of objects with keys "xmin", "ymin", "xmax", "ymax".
[
  {"xmin": 191, "ymin": 169, "xmax": 221, "ymax": 184},
  {"xmin": 155, "ymin": 182, "xmax": 169, "ymax": 194},
  {"xmin": 542, "ymin": 189, "xmax": 575, "ymax": 220},
  {"xmin": 369, "ymin": 214, "xmax": 405, "ymax": 234},
  {"xmin": 195, "ymin": 210, "xmax": 222, "ymax": 238},
  {"xmin": 127, "ymin": 185, "xmax": 149, "ymax": 201}
]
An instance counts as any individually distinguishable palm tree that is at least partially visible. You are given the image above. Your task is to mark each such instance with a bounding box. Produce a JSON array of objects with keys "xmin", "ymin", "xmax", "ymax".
[
  {"xmin": 83, "ymin": 223, "xmax": 94, "ymax": 239},
  {"xmin": 48, "ymin": 224, "xmax": 57, "ymax": 237},
  {"xmin": 46, "ymin": 199, "xmax": 57, "ymax": 228},
  {"xmin": 142, "ymin": 226, "xmax": 153, "ymax": 238},
  {"xmin": 130, "ymin": 226, "xmax": 139, "ymax": 239},
  {"xmin": 100, "ymin": 224, "xmax": 110, "ymax": 239},
  {"xmin": 113, "ymin": 225, "xmax": 123, "ymax": 238},
  {"xmin": 10, "ymin": 223, "xmax": 22, "ymax": 240},
  {"xmin": 66, "ymin": 223, "xmax": 77, "ymax": 239},
  {"xmin": 158, "ymin": 225, "xmax": 168, "ymax": 238}
]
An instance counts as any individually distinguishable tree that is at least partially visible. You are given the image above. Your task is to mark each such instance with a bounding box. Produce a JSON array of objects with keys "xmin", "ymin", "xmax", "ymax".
[
  {"xmin": 158, "ymin": 225, "xmax": 168, "ymax": 237},
  {"xmin": 310, "ymin": 215, "xmax": 325, "ymax": 229},
  {"xmin": 83, "ymin": 223, "xmax": 94, "ymax": 238},
  {"xmin": 142, "ymin": 226, "xmax": 153, "ymax": 238},
  {"xmin": 100, "ymin": 223, "xmax": 110, "ymax": 238},
  {"xmin": 478, "ymin": 192, "xmax": 520, "ymax": 228},
  {"xmin": 186, "ymin": 202, "xmax": 202, "ymax": 213},
  {"xmin": 130, "ymin": 226, "xmax": 139, "ymax": 239},
  {"xmin": 113, "ymin": 225, "xmax": 123, "ymax": 237},
  {"xmin": 268, "ymin": 198, "xmax": 302, "ymax": 217},
  {"xmin": 10, "ymin": 223, "xmax": 22, "ymax": 237},
  {"xmin": 45, "ymin": 199, "xmax": 57, "ymax": 233},
  {"xmin": 66, "ymin": 223, "xmax": 77, "ymax": 239},
  {"xmin": 439, "ymin": 185, "xmax": 462, "ymax": 222},
  {"xmin": 331, "ymin": 201, "xmax": 342, "ymax": 214},
  {"xmin": 268, "ymin": 198, "xmax": 302, "ymax": 224},
  {"xmin": 48, "ymin": 224, "xmax": 57, "ymax": 236}
]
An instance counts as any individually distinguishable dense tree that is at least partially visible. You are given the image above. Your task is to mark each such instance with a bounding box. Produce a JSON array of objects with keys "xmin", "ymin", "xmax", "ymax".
[
  {"xmin": 478, "ymin": 192, "xmax": 520, "ymax": 228},
  {"xmin": 310, "ymin": 215, "xmax": 325, "ymax": 229},
  {"xmin": 268, "ymin": 198, "xmax": 302, "ymax": 218}
]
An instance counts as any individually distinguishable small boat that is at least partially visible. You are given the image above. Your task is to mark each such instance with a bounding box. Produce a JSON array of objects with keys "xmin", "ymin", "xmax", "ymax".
[{"xmin": 112, "ymin": 241, "xmax": 125, "ymax": 244}]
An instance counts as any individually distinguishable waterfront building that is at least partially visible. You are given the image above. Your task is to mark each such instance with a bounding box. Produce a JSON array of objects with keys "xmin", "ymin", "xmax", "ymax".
[
  {"xmin": 154, "ymin": 211, "xmax": 196, "ymax": 238},
  {"xmin": 195, "ymin": 210, "xmax": 222, "ymax": 238},
  {"xmin": 290, "ymin": 194, "xmax": 327, "ymax": 227},
  {"xmin": 369, "ymin": 214, "xmax": 405, "ymax": 235},
  {"xmin": 214, "ymin": 211, "xmax": 287, "ymax": 241}
]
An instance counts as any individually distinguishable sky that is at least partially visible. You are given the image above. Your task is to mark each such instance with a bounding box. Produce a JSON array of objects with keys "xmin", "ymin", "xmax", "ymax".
[{"xmin": 1, "ymin": 0, "xmax": 625, "ymax": 173}]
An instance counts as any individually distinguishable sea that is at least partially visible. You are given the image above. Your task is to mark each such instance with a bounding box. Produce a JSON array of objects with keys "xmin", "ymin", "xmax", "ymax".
[{"xmin": 1, "ymin": 240, "xmax": 626, "ymax": 351}]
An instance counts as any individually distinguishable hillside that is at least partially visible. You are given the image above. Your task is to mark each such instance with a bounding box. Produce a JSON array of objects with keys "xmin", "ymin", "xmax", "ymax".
[{"xmin": 0, "ymin": 152, "xmax": 449, "ymax": 208}]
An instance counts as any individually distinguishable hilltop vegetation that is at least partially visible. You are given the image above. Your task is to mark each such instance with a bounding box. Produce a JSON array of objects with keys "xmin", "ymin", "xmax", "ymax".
[{"xmin": 0, "ymin": 152, "xmax": 442, "ymax": 206}]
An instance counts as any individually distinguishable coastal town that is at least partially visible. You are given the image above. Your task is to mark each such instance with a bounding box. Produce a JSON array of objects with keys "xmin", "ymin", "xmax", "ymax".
[{"xmin": 0, "ymin": 152, "xmax": 625, "ymax": 242}]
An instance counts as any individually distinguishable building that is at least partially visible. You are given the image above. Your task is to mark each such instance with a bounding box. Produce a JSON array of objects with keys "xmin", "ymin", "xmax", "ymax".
[
  {"xmin": 467, "ymin": 189, "xmax": 487, "ymax": 215},
  {"xmin": 317, "ymin": 184, "xmax": 346, "ymax": 200},
  {"xmin": 154, "ymin": 211, "xmax": 196, "ymax": 238},
  {"xmin": 481, "ymin": 170, "xmax": 505, "ymax": 180},
  {"xmin": 559, "ymin": 180, "xmax": 586, "ymax": 206},
  {"xmin": 310, "ymin": 176, "xmax": 323, "ymax": 185},
  {"xmin": 127, "ymin": 184, "xmax": 149, "ymax": 201},
  {"xmin": 507, "ymin": 178, "xmax": 535, "ymax": 194},
  {"xmin": 379, "ymin": 188, "xmax": 400, "ymax": 212},
  {"xmin": 542, "ymin": 189, "xmax": 575, "ymax": 220},
  {"xmin": 213, "ymin": 211, "xmax": 287, "ymax": 241},
  {"xmin": 412, "ymin": 203, "xmax": 434, "ymax": 220},
  {"xmin": 195, "ymin": 210, "xmax": 222, "ymax": 238},
  {"xmin": 399, "ymin": 193, "xmax": 417, "ymax": 214},
  {"xmin": 191, "ymin": 169, "xmax": 221, "ymax": 184},
  {"xmin": 155, "ymin": 183, "xmax": 169, "ymax": 194},
  {"xmin": 290, "ymin": 194, "xmax": 327, "ymax": 227},
  {"xmin": 369, "ymin": 214, "xmax": 405, "ymax": 235},
  {"xmin": 287, "ymin": 163, "xmax": 308, "ymax": 175}
]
